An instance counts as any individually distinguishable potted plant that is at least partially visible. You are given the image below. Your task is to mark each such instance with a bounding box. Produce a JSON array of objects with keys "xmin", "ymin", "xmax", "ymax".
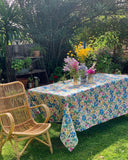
[
  {"xmin": 11, "ymin": 57, "xmax": 32, "ymax": 88},
  {"xmin": 30, "ymin": 45, "xmax": 46, "ymax": 57},
  {"xmin": 11, "ymin": 59, "xmax": 24, "ymax": 73},
  {"xmin": 11, "ymin": 57, "xmax": 32, "ymax": 74},
  {"xmin": 28, "ymin": 76, "xmax": 34, "ymax": 88},
  {"xmin": 24, "ymin": 57, "xmax": 32, "ymax": 70}
]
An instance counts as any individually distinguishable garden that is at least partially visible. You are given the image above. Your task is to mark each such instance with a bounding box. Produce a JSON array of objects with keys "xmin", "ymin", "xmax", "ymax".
[{"xmin": 1, "ymin": 0, "xmax": 128, "ymax": 160}]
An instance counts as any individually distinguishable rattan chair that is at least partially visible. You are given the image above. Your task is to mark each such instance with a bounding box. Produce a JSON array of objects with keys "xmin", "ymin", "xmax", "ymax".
[{"xmin": 0, "ymin": 81, "xmax": 53, "ymax": 160}]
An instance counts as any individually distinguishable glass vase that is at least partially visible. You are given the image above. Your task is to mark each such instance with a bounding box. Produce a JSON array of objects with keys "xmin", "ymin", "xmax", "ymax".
[
  {"xmin": 88, "ymin": 74, "xmax": 93, "ymax": 83},
  {"xmin": 79, "ymin": 63, "xmax": 88, "ymax": 84},
  {"xmin": 73, "ymin": 77, "xmax": 78, "ymax": 85},
  {"xmin": 80, "ymin": 75, "xmax": 87, "ymax": 84}
]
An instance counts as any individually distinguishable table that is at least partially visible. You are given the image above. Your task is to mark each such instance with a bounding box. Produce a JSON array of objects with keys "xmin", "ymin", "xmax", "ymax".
[{"xmin": 28, "ymin": 73, "xmax": 128, "ymax": 151}]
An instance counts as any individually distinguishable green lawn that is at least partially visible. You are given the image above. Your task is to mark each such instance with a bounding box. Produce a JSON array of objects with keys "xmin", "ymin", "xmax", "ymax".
[{"xmin": 1, "ymin": 115, "xmax": 128, "ymax": 160}]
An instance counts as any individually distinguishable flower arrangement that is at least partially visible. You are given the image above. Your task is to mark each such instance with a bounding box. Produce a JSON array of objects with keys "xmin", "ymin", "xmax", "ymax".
[
  {"xmin": 87, "ymin": 62, "xmax": 96, "ymax": 83},
  {"xmin": 87, "ymin": 62, "xmax": 96, "ymax": 74},
  {"xmin": 63, "ymin": 56, "xmax": 80, "ymax": 81},
  {"xmin": 66, "ymin": 42, "xmax": 93, "ymax": 81},
  {"xmin": 63, "ymin": 43, "xmax": 95, "ymax": 84},
  {"xmin": 75, "ymin": 42, "xmax": 93, "ymax": 63},
  {"xmin": 87, "ymin": 68, "xmax": 95, "ymax": 74}
]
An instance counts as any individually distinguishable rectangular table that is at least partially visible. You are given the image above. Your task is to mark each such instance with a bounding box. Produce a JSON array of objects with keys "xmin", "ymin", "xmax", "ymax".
[{"xmin": 28, "ymin": 73, "xmax": 128, "ymax": 151}]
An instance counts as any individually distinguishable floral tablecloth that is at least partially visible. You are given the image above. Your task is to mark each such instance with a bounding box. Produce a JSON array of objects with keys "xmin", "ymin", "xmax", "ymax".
[{"xmin": 28, "ymin": 73, "xmax": 128, "ymax": 151}]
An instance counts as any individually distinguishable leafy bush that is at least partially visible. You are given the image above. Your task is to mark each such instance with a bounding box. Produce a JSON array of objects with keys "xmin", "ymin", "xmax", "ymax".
[
  {"xmin": 89, "ymin": 31, "xmax": 120, "ymax": 50},
  {"xmin": 11, "ymin": 57, "xmax": 32, "ymax": 72},
  {"xmin": 49, "ymin": 66, "xmax": 64, "ymax": 83},
  {"xmin": 85, "ymin": 51, "xmax": 97, "ymax": 68},
  {"xmin": 121, "ymin": 60, "xmax": 128, "ymax": 74},
  {"xmin": 96, "ymin": 49, "xmax": 121, "ymax": 73}
]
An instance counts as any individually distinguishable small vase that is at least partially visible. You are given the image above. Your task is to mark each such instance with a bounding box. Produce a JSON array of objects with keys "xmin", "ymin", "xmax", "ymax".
[
  {"xmin": 88, "ymin": 74, "xmax": 93, "ymax": 83},
  {"xmin": 79, "ymin": 63, "xmax": 88, "ymax": 84},
  {"xmin": 81, "ymin": 75, "xmax": 87, "ymax": 84},
  {"xmin": 73, "ymin": 77, "xmax": 78, "ymax": 85}
]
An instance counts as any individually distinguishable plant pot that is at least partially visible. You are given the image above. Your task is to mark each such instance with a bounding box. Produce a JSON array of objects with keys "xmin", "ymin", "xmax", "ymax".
[
  {"xmin": 28, "ymin": 82, "xmax": 34, "ymax": 89},
  {"xmin": 33, "ymin": 50, "xmax": 40, "ymax": 57}
]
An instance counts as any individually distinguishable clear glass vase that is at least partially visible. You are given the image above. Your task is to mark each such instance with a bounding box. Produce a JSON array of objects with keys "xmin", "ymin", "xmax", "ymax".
[
  {"xmin": 79, "ymin": 63, "xmax": 88, "ymax": 84},
  {"xmin": 80, "ymin": 75, "xmax": 87, "ymax": 84},
  {"xmin": 88, "ymin": 74, "xmax": 93, "ymax": 83},
  {"xmin": 73, "ymin": 77, "xmax": 78, "ymax": 85}
]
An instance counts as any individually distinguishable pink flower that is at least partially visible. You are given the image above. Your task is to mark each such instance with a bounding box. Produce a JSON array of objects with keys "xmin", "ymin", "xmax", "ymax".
[
  {"xmin": 63, "ymin": 56, "xmax": 80, "ymax": 73},
  {"xmin": 72, "ymin": 61, "xmax": 79, "ymax": 71},
  {"xmin": 87, "ymin": 68, "xmax": 95, "ymax": 74}
]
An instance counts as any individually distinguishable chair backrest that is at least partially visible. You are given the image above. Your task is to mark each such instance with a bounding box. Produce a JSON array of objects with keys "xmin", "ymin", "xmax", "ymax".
[{"xmin": 0, "ymin": 81, "xmax": 31, "ymax": 131}]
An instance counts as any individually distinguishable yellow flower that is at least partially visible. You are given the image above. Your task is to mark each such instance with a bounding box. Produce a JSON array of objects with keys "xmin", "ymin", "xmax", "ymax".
[
  {"xmin": 67, "ymin": 52, "xmax": 69, "ymax": 55},
  {"xmin": 71, "ymin": 54, "xmax": 73, "ymax": 57},
  {"xmin": 75, "ymin": 42, "xmax": 93, "ymax": 63}
]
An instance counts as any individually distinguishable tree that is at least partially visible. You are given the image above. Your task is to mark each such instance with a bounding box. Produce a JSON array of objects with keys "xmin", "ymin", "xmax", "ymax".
[
  {"xmin": 0, "ymin": 0, "xmax": 22, "ymax": 49},
  {"xmin": 74, "ymin": 0, "xmax": 128, "ymax": 55},
  {"xmin": 18, "ymin": 0, "xmax": 118, "ymax": 74}
]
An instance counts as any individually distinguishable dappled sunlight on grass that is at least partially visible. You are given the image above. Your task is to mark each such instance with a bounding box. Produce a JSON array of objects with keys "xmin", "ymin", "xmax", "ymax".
[{"xmin": 1, "ymin": 115, "xmax": 128, "ymax": 160}]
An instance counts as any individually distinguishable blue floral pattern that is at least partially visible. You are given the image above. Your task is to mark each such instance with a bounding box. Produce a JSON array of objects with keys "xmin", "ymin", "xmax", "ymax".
[{"xmin": 28, "ymin": 73, "xmax": 128, "ymax": 152}]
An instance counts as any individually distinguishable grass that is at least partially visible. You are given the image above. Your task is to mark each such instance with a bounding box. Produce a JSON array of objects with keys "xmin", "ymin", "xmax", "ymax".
[{"xmin": 1, "ymin": 115, "xmax": 128, "ymax": 160}]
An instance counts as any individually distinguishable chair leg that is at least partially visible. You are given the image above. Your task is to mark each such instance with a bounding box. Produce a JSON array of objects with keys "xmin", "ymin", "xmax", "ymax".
[
  {"xmin": 46, "ymin": 131, "xmax": 53, "ymax": 154},
  {"xmin": 0, "ymin": 141, "xmax": 2, "ymax": 154},
  {"xmin": 10, "ymin": 137, "xmax": 33, "ymax": 160},
  {"xmin": 0, "ymin": 144, "xmax": 2, "ymax": 154},
  {"xmin": 12, "ymin": 137, "xmax": 20, "ymax": 160},
  {"xmin": 0, "ymin": 131, "xmax": 4, "ymax": 154}
]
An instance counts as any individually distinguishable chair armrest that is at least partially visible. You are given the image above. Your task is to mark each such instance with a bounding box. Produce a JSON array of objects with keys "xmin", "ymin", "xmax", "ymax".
[
  {"xmin": 30, "ymin": 104, "xmax": 50, "ymax": 123},
  {"xmin": 0, "ymin": 113, "xmax": 15, "ymax": 140}
]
